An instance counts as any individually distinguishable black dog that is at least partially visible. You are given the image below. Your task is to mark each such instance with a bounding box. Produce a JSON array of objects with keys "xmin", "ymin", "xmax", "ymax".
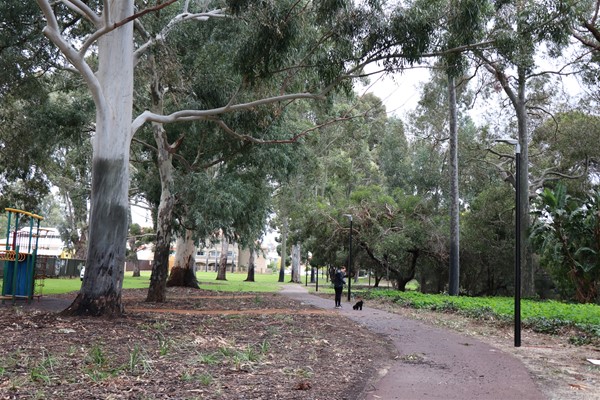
[{"xmin": 353, "ymin": 300, "xmax": 364, "ymax": 310}]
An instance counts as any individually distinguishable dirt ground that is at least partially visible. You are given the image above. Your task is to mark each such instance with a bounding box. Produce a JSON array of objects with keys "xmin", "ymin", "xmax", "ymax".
[
  {"xmin": 365, "ymin": 298, "xmax": 600, "ymax": 400},
  {"xmin": 0, "ymin": 288, "xmax": 393, "ymax": 400},
  {"xmin": 0, "ymin": 287, "xmax": 598, "ymax": 400}
]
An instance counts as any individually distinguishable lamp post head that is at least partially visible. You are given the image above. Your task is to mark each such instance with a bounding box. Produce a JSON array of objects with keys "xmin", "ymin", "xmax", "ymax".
[
  {"xmin": 342, "ymin": 214, "xmax": 353, "ymax": 222},
  {"xmin": 494, "ymin": 138, "xmax": 521, "ymax": 154}
]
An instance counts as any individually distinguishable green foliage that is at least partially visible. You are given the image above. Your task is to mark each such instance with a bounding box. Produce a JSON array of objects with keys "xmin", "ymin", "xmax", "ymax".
[
  {"xmin": 490, "ymin": 0, "xmax": 578, "ymax": 72},
  {"xmin": 460, "ymin": 185, "xmax": 515, "ymax": 296},
  {"xmin": 531, "ymin": 111, "xmax": 600, "ymax": 198},
  {"xmin": 358, "ymin": 289, "xmax": 600, "ymax": 338},
  {"xmin": 531, "ymin": 184, "xmax": 600, "ymax": 303}
]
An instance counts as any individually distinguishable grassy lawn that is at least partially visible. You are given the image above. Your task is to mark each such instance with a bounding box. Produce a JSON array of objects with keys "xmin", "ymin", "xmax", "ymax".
[
  {"xmin": 356, "ymin": 288, "xmax": 600, "ymax": 337},
  {"xmin": 1, "ymin": 270, "xmax": 287, "ymax": 296},
  {"xmin": 4, "ymin": 269, "xmax": 598, "ymax": 339},
  {"xmin": 196, "ymin": 271, "xmax": 285, "ymax": 292}
]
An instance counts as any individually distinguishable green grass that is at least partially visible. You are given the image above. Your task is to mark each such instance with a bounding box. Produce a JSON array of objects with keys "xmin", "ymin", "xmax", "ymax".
[
  {"xmin": 1, "ymin": 270, "xmax": 286, "ymax": 296},
  {"xmin": 357, "ymin": 288, "xmax": 600, "ymax": 338},
  {"xmin": 196, "ymin": 271, "xmax": 284, "ymax": 292}
]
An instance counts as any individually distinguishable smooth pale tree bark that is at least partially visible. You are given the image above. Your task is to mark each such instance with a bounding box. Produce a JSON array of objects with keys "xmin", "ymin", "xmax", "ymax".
[
  {"xmin": 55, "ymin": 1, "xmax": 134, "ymax": 317},
  {"xmin": 448, "ymin": 75, "xmax": 460, "ymax": 296},
  {"xmin": 167, "ymin": 229, "xmax": 199, "ymax": 288},
  {"xmin": 290, "ymin": 243, "xmax": 301, "ymax": 283},
  {"xmin": 37, "ymin": 0, "xmax": 366, "ymax": 315},
  {"xmin": 244, "ymin": 246, "xmax": 256, "ymax": 282},
  {"xmin": 488, "ymin": 64, "xmax": 534, "ymax": 298},
  {"xmin": 216, "ymin": 236, "xmax": 229, "ymax": 280},
  {"xmin": 278, "ymin": 219, "xmax": 288, "ymax": 282},
  {"xmin": 127, "ymin": 232, "xmax": 141, "ymax": 278},
  {"xmin": 146, "ymin": 58, "xmax": 177, "ymax": 301}
]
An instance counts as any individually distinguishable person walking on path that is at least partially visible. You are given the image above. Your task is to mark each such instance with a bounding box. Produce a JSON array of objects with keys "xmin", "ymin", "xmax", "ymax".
[{"xmin": 333, "ymin": 266, "xmax": 346, "ymax": 308}]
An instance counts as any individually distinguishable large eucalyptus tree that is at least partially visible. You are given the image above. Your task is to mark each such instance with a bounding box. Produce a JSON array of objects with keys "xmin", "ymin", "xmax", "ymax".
[
  {"xmin": 473, "ymin": 0, "xmax": 579, "ymax": 297},
  {"xmin": 34, "ymin": 0, "xmax": 386, "ymax": 316}
]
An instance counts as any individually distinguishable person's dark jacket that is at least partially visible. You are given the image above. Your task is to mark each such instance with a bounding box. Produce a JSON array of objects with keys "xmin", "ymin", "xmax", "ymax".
[{"xmin": 333, "ymin": 269, "xmax": 346, "ymax": 288}]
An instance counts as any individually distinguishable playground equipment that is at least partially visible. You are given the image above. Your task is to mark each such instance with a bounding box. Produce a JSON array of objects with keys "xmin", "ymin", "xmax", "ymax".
[{"xmin": 1, "ymin": 208, "xmax": 44, "ymax": 303}]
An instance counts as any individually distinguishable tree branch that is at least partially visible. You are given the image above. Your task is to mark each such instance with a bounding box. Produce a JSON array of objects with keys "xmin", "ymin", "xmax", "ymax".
[
  {"xmin": 134, "ymin": 8, "xmax": 227, "ymax": 63},
  {"xmin": 62, "ymin": 0, "xmax": 101, "ymax": 27},
  {"xmin": 36, "ymin": 0, "xmax": 107, "ymax": 115},
  {"xmin": 131, "ymin": 92, "xmax": 325, "ymax": 136}
]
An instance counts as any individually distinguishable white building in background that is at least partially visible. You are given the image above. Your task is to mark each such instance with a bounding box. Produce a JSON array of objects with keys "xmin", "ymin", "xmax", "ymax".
[
  {"xmin": 135, "ymin": 239, "xmax": 274, "ymax": 274},
  {"xmin": 35, "ymin": 228, "xmax": 65, "ymax": 257},
  {"xmin": 195, "ymin": 242, "xmax": 272, "ymax": 274},
  {"xmin": 0, "ymin": 227, "xmax": 65, "ymax": 257}
]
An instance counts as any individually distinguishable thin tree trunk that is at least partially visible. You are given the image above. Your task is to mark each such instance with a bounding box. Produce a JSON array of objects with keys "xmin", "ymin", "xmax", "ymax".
[
  {"xmin": 448, "ymin": 74, "xmax": 460, "ymax": 296},
  {"xmin": 62, "ymin": 2, "xmax": 134, "ymax": 317},
  {"xmin": 216, "ymin": 235, "xmax": 229, "ymax": 281},
  {"xmin": 516, "ymin": 68, "xmax": 534, "ymax": 298},
  {"xmin": 146, "ymin": 61, "xmax": 175, "ymax": 302},
  {"xmin": 278, "ymin": 219, "xmax": 288, "ymax": 282},
  {"xmin": 290, "ymin": 243, "xmax": 301, "ymax": 283},
  {"xmin": 127, "ymin": 234, "xmax": 141, "ymax": 278},
  {"xmin": 245, "ymin": 246, "xmax": 256, "ymax": 282},
  {"xmin": 167, "ymin": 229, "xmax": 199, "ymax": 288}
]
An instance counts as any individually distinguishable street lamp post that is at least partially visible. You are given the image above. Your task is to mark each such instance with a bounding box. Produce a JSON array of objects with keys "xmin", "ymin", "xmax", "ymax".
[
  {"xmin": 496, "ymin": 138, "xmax": 521, "ymax": 348},
  {"xmin": 343, "ymin": 214, "xmax": 353, "ymax": 302}
]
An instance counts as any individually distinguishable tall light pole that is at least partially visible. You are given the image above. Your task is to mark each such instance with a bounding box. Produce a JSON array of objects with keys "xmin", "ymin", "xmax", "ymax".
[
  {"xmin": 496, "ymin": 138, "xmax": 521, "ymax": 347},
  {"xmin": 343, "ymin": 214, "xmax": 353, "ymax": 302}
]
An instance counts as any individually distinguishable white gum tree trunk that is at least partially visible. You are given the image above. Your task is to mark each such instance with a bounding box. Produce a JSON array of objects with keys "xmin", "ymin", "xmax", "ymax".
[
  {"xmin": 217, "ymin": 236, "xmax": 229, "ymax": 280},
  {"xmin": 166, "ymin": 229, "xmax": 200, "ymax": 288},
  {"xmin": 62, "ymin": 1, "xmax": 134, "ymax": 316}
]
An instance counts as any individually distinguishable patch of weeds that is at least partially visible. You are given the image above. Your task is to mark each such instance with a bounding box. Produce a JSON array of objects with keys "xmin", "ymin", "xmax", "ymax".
[
  {"xmin": 197, "ymin": 352, "xmax": 221, "ymax": 365},
  {"xmin": 274, "ymin": 315, "xmax": 294, "ymax": 324},
  {"xmin": 401, "ymin": 353, "xmax": 425, "ymax": 363},
  {"xmin": 218, "ymin": 346, "xmax": 236, "ymax": 358},
  {"xmin": 66, "ymin": 346, "xmax": 78, "ymax": 357},
  {"xmin": 30, "ymin": 350, "xmax": 57, "ymax": 384},
  {"xmin": 157, "ymin": 333, "xmax": 174, "ymax": 356},
  {"xmin": 242, "ymin": 345, "xmax": 261, "ymax": 362},
  {"xmin": 568, "ymin": 334, "xmax": 594, "ymax": 346},
  {"xmin": 198, "ymin": 373, "xmax": 213, "ymax": 386},
  {"xmin": 8, "ymin": 376, "xmax": 27, "ymax": 391},
  {"xmin": 141, "ymin": 320, "xmax": 171, "ymax": 331},
  {"xmin": 231, "ymin": 353, "xmax": 245, "ymax": 370},
  {"xmin": 462, "ymin": 306, "xmax": 498, "ymax": 320},
  {"xmin": 526, "ymin": 317, "xmax": 566, "ymax": 335},
  {"xmin": 392, "ymin": 297, "xmax": 413, "ymax": 307},
  {"xmin": 4, "ymin": 350, "xmax": 25, "ymax": 370},
  {"xmin": 266, "ymin": 325, "xmax": 281, "ymax": 336},
  {"xmin": 128, "ymin": 344, "xmax": 152, "ymax": 375},
  {"xmin": 253, "ymin": 295, "xmax": 263, "ymax": 305},
  {"xmin": 86, "ymin": 344, "xmax": 107, "ymax": 367},
  {"xmin": 575, "ymin": 323, "xmax": 600, "ymax": 340},
  {"xmin": 32, "ymin": 389, "xmax": 46, "ymax": 400},
  {"xmin": 30, "ymin": 366, "xmax": 52, "ymax": 385},
  {"xmin": 213, "ymin": 345, "xmax": 264, "ymax": 370},
  {"xmin": 259, "ymin": 339, "xmax": 270, "ymax": 354},
  {"xmin": 85, "ymin": 368, "xmax": 112, "ymax": 383},
  {"xmin": 182, "ymin": 364, "xmax": 218, "ymax": 384},
  {"xmin": 180, "ymin": 371, "xmax": 194, "ymax": 382},
  {"xmin": 283, "ymin": 367, "xmax": 313, "ymax": 378},
  {"xmin": 432, "ymin": 301, "xmax": 459, "ymax": 313}
]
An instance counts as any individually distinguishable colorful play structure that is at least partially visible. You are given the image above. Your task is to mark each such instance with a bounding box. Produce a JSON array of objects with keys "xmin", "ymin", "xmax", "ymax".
[{"xmin": 1, "ymin": 208, "xmax": 46, "ymax": 303}]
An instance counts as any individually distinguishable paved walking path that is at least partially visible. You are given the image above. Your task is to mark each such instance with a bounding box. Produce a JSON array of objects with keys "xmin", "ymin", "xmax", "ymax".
[{"xmin": 280, "ymin": 284, "xmax": 545, "ymax": 400}]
